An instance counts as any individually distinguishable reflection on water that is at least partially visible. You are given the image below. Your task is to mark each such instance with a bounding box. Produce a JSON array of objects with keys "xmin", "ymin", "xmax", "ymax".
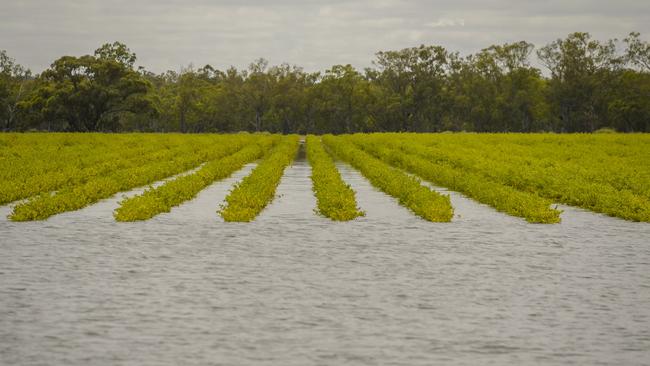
[{"xmin": 1, "ymin": 158, "xmax": 649, "ymax": 365}]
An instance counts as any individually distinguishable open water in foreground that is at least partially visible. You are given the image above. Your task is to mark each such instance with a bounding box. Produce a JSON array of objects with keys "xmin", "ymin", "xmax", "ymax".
[{"xmin": 1, "ymin": 157, "xmax": 649, "ymax": 365}]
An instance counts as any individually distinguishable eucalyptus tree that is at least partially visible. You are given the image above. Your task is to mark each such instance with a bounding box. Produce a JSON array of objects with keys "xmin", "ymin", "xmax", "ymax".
[
  {"xmin": 312, "ymin": 64, "xmax": 371, "ymax": 134},
  {"xmin": 22, "ymin": 42, "xmax": 153, "ymax": 131},
  {"xmin": 0, "ymin": 50, "xmax": 32, "ymax": 131},
  {"xmin": 625, "ymin": 32, "xmax": 650, "ymax": 72},
  {"xmin": 243, "ymin": 58, "xmax": 273, "ymax": 132},
  {"xmin": 373, "ymin": 45, "xmax": 454, "ymax": 131},
  {"xmin": 478, "ymin": 41, "xmax": 548, "ymax": 131},
  {"xmin": 538, "ymin": 32, "xmax": 623, "ymax": 132},
  {"xmin": 608, "ymin": 32, "xmax": 650, "ymax": 132},
  {"xmin": 266, "ymin": 63, "xmax": 317, "ymax": 134}
]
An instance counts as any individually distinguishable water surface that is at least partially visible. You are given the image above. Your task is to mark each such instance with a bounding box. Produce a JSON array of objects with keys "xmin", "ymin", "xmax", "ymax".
[{"xmin": 1, "ymin": 158, "xmax": 649, "ymax": 365}]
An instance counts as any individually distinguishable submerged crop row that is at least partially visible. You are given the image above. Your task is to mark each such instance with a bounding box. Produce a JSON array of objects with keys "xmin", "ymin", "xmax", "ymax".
[
  {"xmin": 323, "ymin": 135, "xmax": 454, "ymax": 222},
  {"xmin": 350, "ymin": 135, "xmax": 561, "ymax": 223},
  {"xmin": 0, "ymin": 134, "xmax": 235, "ymax": 205},
  {"xmin": 362, "ymin": 133, "xmax": 650, "ymax": 222},
  {"xmin": 306, "ymin": 135, "xmax": 364, "ymax": 221},
  {"xmin": 9, "ymin": 135, "xmax": 261, "ymax": 221},
  {"xmin": 114, "ymin": 136, "xmax": 278, "ymax": 221},
  {"xmin": 2, "ymin": 142, "xmax": 192, "ymax": 205},
  {"xmin": 423, "ymin": 135, "xmax": 650, "ymax": 222},
  {"xmin": 219, "ymin": 135, "xmax": 300, "ymax": 222},
  {"xmin": 1, "ymin": 133, "xmax": 648, "ymax": 224}
]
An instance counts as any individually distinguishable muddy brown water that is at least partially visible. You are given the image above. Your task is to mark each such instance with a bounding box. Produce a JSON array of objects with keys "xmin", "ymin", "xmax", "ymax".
[{"xmin": 1, "ymin": 156, "xmax": 649, "ymax": 365}]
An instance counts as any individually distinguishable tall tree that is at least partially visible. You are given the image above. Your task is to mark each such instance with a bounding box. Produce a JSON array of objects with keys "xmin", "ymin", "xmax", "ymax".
[
  {"xmin": 373, "ymin": 45, "xmax": 454, "ymax": 131},
  {"xmin": 243, "ymin": 58, "xmax": 272, "ymax": 132},
  {"xmin": 538, "ymin": 32, "xmax": 622, "ymax": 132},
  {"xmin": 625, "ymin": 32, "xmax": 650, "ymax": 71},
  {"xmin": 478, "ymin": 42, "xmax": 548, "ymax": 131},
  {"xmin": 0, "ymin": 50, "xmax": 32, "ymax": 131},
  {"xmin": 312, "ymin": 65, "xmax": 370, "ymax": 134},
  {"xmin": 25, "ymin": 42, "xmax": 153, "ymax": 131}
]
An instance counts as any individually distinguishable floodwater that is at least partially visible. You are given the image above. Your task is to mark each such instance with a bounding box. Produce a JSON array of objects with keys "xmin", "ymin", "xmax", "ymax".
[{"xmin": 1, "ymin": 153, "xmax": 650, "ymax": 366}]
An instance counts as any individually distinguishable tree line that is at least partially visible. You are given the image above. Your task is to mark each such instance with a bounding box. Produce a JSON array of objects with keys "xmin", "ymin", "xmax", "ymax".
[{"xmin": 2, "ymin": 31, "xmax": 649, "ymax": 133}]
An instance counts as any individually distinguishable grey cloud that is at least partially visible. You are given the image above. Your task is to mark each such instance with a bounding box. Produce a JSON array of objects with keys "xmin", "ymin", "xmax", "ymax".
[{"xmin": 1, "ymin": 0, "xmax": 649, "ymax": 73}]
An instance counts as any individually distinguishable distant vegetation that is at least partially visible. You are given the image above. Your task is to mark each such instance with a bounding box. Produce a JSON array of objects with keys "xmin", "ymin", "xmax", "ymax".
[{"xmin": 1, "ymin": 31, "xmax": 650, "ymax": 133}]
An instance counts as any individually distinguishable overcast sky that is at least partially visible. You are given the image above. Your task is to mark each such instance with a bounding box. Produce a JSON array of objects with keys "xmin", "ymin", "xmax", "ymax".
[{"xmin": 1, "ymin": 0, "xmax": 649, "ymax": 74}]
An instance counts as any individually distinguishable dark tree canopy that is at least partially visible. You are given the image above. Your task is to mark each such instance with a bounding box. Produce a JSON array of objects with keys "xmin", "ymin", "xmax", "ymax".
[
  {"xmin": 12, "ymin": 43, "xmax": 153, "ymax": 132},
  {"xmin": 1, "ymin": 33, "xmax": 649, "ymax": 133}
]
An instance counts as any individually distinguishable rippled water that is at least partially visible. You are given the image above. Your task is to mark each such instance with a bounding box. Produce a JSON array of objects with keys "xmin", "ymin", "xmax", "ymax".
[{"xmin": 1, "ymin": 155, "xmax": 650, "ymax": 365}]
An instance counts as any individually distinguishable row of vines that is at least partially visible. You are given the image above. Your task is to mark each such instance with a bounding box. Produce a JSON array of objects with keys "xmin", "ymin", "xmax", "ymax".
[{"xmin": 1, "ymin": 133, "xmax": 648, "ymax": 223}]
